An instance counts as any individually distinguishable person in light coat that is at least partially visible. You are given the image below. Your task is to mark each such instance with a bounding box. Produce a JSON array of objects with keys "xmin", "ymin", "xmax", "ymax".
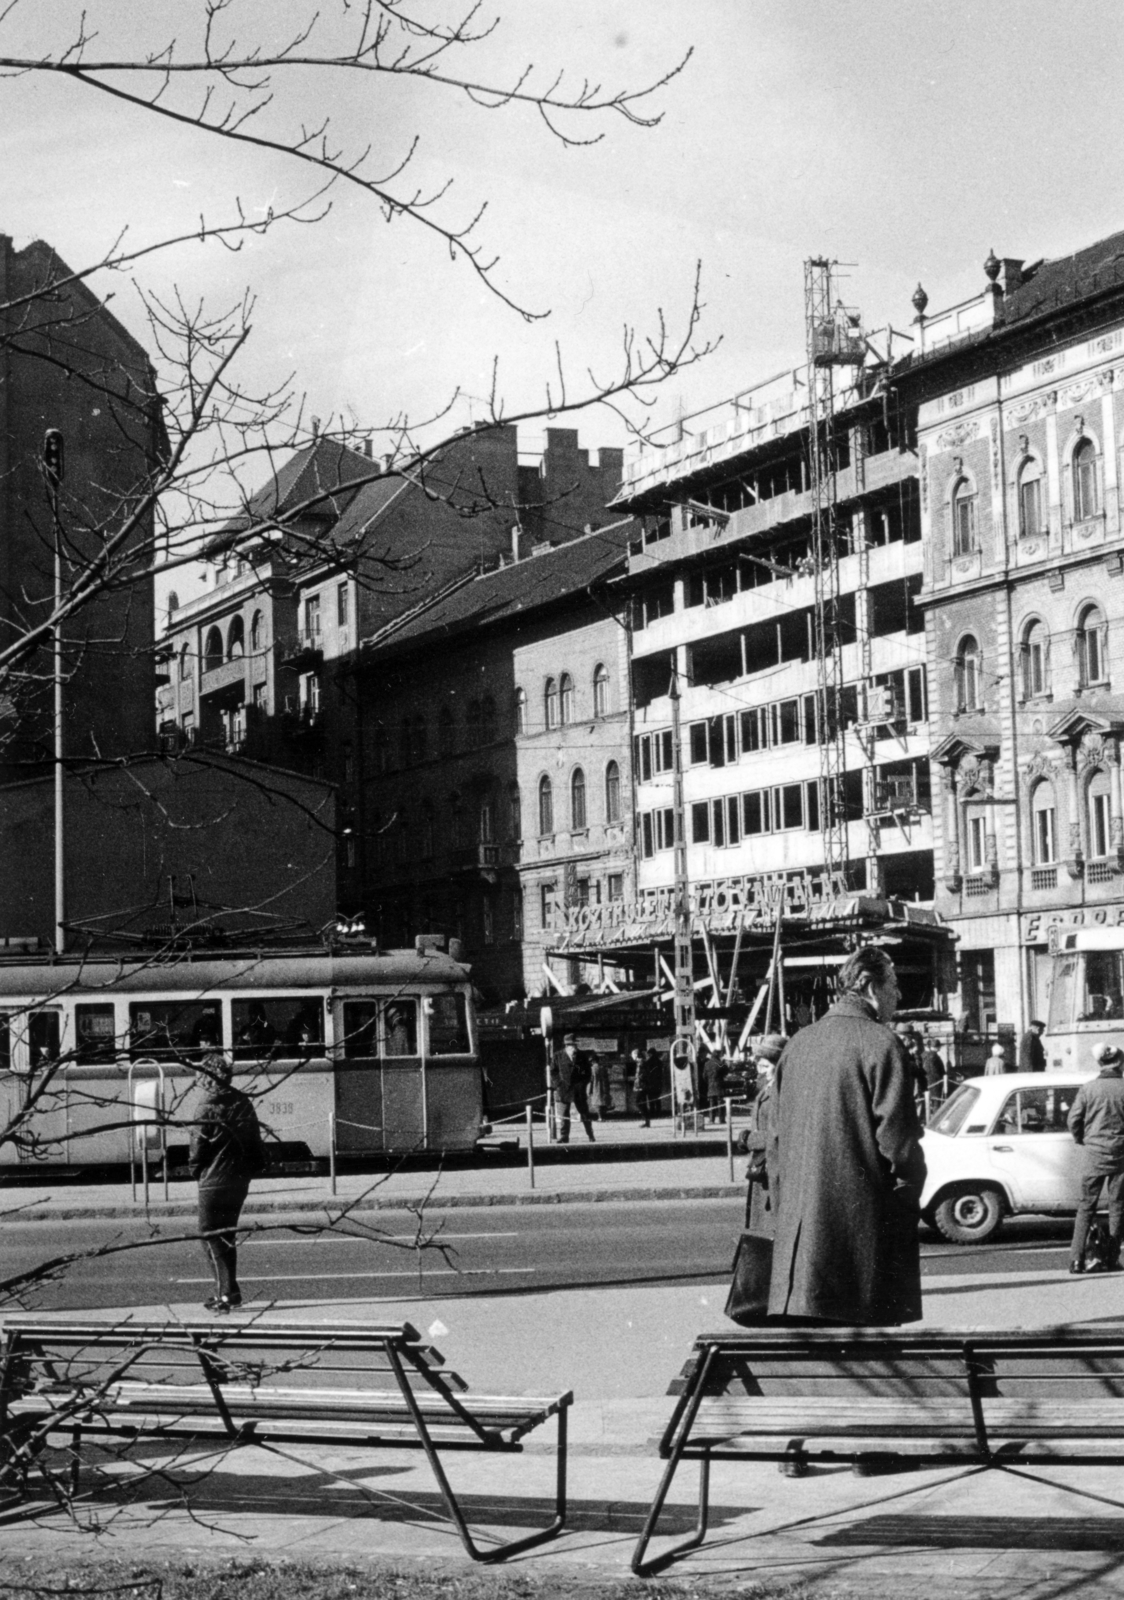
[{"xmin": 766, "ymin": 946, "xmax": 926, "ymax": 1326}]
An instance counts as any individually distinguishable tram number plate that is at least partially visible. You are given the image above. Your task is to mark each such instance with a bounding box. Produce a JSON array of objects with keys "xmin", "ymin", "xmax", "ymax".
[{"xmin": 268, "ymin": 1100, "xmax": 295, "ymax": 1118}]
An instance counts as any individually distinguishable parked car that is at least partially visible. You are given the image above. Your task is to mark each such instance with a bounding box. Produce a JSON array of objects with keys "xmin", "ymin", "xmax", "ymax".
[{"xmin": 920, "ymin": 1071, "xmax": 1093, "ymax": 1244}]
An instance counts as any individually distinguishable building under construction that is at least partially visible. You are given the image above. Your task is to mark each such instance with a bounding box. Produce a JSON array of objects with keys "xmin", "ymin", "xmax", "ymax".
[{"xmin": 551, "ymin": 262, "xmax": 954, "ymax": 1035}]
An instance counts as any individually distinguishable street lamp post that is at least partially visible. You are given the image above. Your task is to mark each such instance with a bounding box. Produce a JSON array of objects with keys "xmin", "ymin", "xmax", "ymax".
[{"xmin": 43, "ymin": 429, "xmax": 65, "ymax": 954}]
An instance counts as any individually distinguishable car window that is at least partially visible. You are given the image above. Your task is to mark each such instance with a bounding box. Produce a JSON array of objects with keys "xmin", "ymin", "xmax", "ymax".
[
  {"xmin": 992, "ymin": 1084, "xmax": 1079, "ymax": 1135},
  {"xmin": 928, "ymin": 1083, "xmax": 980, "ymax": 1136}
]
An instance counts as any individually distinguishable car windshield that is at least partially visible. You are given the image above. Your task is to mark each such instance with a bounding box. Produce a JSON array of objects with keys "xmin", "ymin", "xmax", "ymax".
[{"xmin": 927, "ymin": 1082, "xmax": 981, "ymax": 1136}]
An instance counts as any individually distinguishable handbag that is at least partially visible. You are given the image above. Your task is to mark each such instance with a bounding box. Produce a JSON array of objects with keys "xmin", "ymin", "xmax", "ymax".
[{"xmin": 724, "ymin": 1230, "xmax": 774, "ymax": 1325}]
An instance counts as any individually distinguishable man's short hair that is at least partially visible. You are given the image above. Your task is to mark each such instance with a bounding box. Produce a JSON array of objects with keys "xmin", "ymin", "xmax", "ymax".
[{"xmin": 837, "ymin": 947, "xmax": 894, "ymax": 996}]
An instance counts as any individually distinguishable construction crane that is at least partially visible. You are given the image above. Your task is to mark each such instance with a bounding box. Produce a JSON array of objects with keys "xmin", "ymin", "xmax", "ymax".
[{"xmin": 804, "ymin": 258, "xmax": 864, "ymax": 891}]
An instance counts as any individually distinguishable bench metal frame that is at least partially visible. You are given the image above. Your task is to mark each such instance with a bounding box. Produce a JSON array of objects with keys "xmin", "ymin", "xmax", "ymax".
[
  {"xmin": 632, "ymin": 1325, "xmax": 1124, "ymax": 1576},
  {"xmin": 0, "ymin": 1317, "xmax": 570, "ymax": 1564}
]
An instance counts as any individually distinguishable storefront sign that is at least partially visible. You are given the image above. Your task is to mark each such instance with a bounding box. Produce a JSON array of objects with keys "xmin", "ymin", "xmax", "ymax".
[{"xmin": 1024, "ymin": 904, "xmax": 1124, "ymax": 947}]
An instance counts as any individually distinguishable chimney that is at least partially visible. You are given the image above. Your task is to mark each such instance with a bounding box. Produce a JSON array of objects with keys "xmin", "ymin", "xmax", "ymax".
[
  {"xmin": 311, "ymin": 415, "xmax": 321, "ymax": 438},
  {"xmin": 511, "ymin": 523, "xmax": 522, "ymax": 562},
  {"xmin": 1001, "ymin": 258, "xmax": 1026, "ymax": 294},
  {"xmin": 362, "ymin": 436, "xmax": 372, "ymax": 459}
]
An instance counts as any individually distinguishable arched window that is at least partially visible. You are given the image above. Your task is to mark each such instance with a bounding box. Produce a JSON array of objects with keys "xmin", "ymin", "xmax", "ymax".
[
  {"xmin": 481, "ymin": 694, "xmax": 497, "ymax": 744},
  {"xmin": 955, "ymin": 635, "xmax": 980, "ymax": 711},
  {"xmin": 952, "ymin": 477, "xmax": 977, "ymax": 557},
  {"xmin": 1021, "ymin": 618, "xmax": 1050, "ymax": 699},
  {"xmin": 1032, "ymin": 780, "xmax": 1057, "ymax": 865},
  {"xmin": 227, "ymin": 615, "xmax": 245, "ymax": 659},
  {"xmin": 965, "ymin": 806, "xmax": 988, "ymax": 872},
  {"xmin": 479, "ymin": 798, "xmax": 494, "ymax": 843},
  {"xmin": 605, "ymin": 760, "xmax": 621, "ymax": 823},
  {"xmin": 571, "ymin": 767, "xmax": 587, "ymax": 831},
  {"xmin": 514, "ymin": 687, "xmax": 527, "ymax": 735},
  {"xmin": 593, "ymin": 663, "xmax": 609, "ymax": 719},
  {"xmin": 1088, "ymin": 769, "xmax": 1112, "ymax": 859},
  {"xmin": 508, "ymin": 782, "xmax": 522, "ymax": 840},
  {"xmin": 438, "ymin": 705, "xmax": 455, "ymax": 756},
  {"xmin": 203, "ymin": 627, "xmax": 223, "ymax": 671},
  {"xmin": 1073, "ymin": 436, "xmax": 1101, "ymax": 522},
  {"xmin": 538, "ymin": 775, "xmax": 554, "ymax": 836},
  {"xmin": 1018, "ymin": 458, "xmax": 1044, "ymax": 539},
  {"xmin": 179, "ymin": 643, "xmax": 191, "ymax": 682},
  {"xmin": 250, "ymin": 610, "xmax": 264, "ymax": 651},
  {"xmin": 1078, "ymin": 604, "xmax": 1107, "ymax": 687},
  {"xmin": 559, "ymin": 672, "xmax": 574, "ymax": 725},
  {"xmin": 544, "ymin": 678, "xmax": 558, "ymax": 730},
  {"xmin": 166, "ymin": 591, "xmax": 180, "ymax": 615}
]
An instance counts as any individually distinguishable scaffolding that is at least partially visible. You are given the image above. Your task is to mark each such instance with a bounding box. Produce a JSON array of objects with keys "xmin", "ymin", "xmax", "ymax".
[{"xmin": 805, "ymin": 258, "xmax": 864, "ymax": 889}]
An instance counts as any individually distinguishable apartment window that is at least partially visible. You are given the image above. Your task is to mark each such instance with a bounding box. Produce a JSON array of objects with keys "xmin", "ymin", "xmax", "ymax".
[
  {"xmin": 508, "ymin": 782, "xmax": 522, "ymax": 841},
  {"xmin": 571, "ymin": 768, "xmax": 587, "ymax": 831},
  {"xmin": 967, "ymin": 811, "xmax": 987, "ymax": 871},
  {"xmin": 742, "ymin": 790, "xmax": 768, "ymax": 835},
  {"xmin": 252, "ymin": 682, "xmax": 267, "ymax": 712},
  {"xmin": 479, "ymin": 800, "xmax": 494, "ymax": 844},
  {"xmin": 802, "ymin": 692, "xmax": 818, "ymax": 744},
  {"xmin": 179, "ymin": 644, "xmax": 191, "ymax": 681},
  {"xmin": 955, "ymin": 635, "xmax": 981, "ymax": 712},
  {"xmin": 540, "ymin": 882, "xmax": 556, "ymax": 929},
  {"xmin": 638, "ymin": 728, "xmax": 675, "ymax": 775},
  {"xmin": 593, "ymin": 664, "xmax": 609, "ymax": 718},
  {"xmin": 740, "ymin": 707, "xmax": 765, "ymax": 752},
  {"xmin": 691, "ymin": 801, "xmax": 710, "ymax": 843},
  {"xmin": 302, "ymin": 672, "xmax": 320, "ymax": 716},
  {"xmin": 250, "ymin": 610, "xmax": 264, "ymax": 652},
  {"xmin": 538, "ymin": 775, "xmax": 554, "ymax": 836},
  {"xmin": 544, "ymin": 677, "xmax": 559, "ymax": 729},
  {"xmin": 710, "ymin": 798, "xmax": 725, "ymax": 848},
  {"xmin": 559, "ymin": 673, "xmax": 574, "ymax": 725},
  {"xmin": 1022, "ymin": 619, "xmax": 1050, "ymax": 698},
  {"xmin": 656, "ymin": 808, "xmax": 676, "ymax": 850},
  {"xmin": 805, "ymin": 779, "xmax": 820, "ymax": 833},
  {"xmin": 514, "ymin": 687, "xmax": 527, "ymax": 735},
  {"xmin": 482, "ymin": 898, "xmax": 494, "ymax": 946},
  {"xmin": 779, "ymin": 783, "xmax": 803, "ymax": 830},
  {"xmin": 337, "ymin": 581, "xmax": 349, "ymax": 628},
  {"xmin": 725, "ymin": 794, "xmax": 741, "ymax": 846},
  {"xmin": 1089, "ymin": 772, "xmax": 1112, "ymax": 858},
  {"xmin": 641, "ymin": 813, "xmax": 655, "ymax": 857},
  {"xmin": 1073, "ymin": 436, "xmax": 1101, "ymax": 522},
  {"xmin": 421, "ymin": 803, "xmax": 435, "ymax": 860},
  {"xmin": 438, "ymin": 705, "xmax": 455, "ymax": 756},
  {"xmin": 1032, "ymin": 782, "xmax": 1057, "ymax": 865},
  {"xmin": 512, "ymin": 888, "xmax": 524, "ymax": 939},
  {"xmin": 773, "ymin": 699, "xmax": 800, "ymax": 745},
  {"xmin": 1018, "ymin": 459, "xmax": 1044, "ymax": 538},
  {"xmin": 182, "ymin": 711, "xmax": 195, "ymax": 744},
  {"xmin": 204, "ymin": 627, "xmax": 223, "ymax": 671},
  {"xmin": 1078, "ymin": 604, "xmax": 1107, "ymax": 686},
  {"xmin": 304, "ymin": 594, "xmax": 321, "ymax": 642},
  {"xmin": 951, "ymin": 477, "xmax": 976, "ymax": 556},
  {"xmin": 605, "ymin": 760, "xmax": 621, "ymax": 823},
  {"xmin": 607, "ymin": 873, "xmax": 624, "ymax": 901},
  {"xmin": 906, "ymin": 664, "xmax": 928, "ymax": 724},
  {"xmin": 481, "ymin": 695, "xmax": 497, "ymax": 743},
  {"xmin": 466, "ymin": 699, "xmax": 482, "ymax": 746}
]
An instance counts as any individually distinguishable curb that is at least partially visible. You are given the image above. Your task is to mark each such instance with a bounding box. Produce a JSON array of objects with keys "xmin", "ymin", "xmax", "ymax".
[{"xmin": 3, "ymin": 1182, "xmax": 744, "ymax": 1224}]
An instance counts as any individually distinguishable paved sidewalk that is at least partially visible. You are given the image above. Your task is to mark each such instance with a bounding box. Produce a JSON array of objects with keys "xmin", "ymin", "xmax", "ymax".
[
  {"xmin": 7, "ymin": 1277, "xmax": 1124, "ymax": 1596},
  {"xmin": 0, "ymin": 1123, "xmax": 746, "ymax": 1223}
]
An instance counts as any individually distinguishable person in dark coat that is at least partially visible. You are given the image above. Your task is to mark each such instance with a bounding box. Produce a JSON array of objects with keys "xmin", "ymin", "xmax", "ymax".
[
  {"xmin": 1019, "ymin": 1020, "xmax": 1047, "ymax": 1074},
  {"xmin": 921, "ymin": 1031, "xmax": 947, "ymax": 1097},
  {"xmin": 766, "ymin": 946, "xmax": 927, "ymax": 1326},
  {"xmin": 1068, "ymin": 1041, "xmax": 1124, "ymax": 1273},
  {"xmin": 631, "ymin": 1046, "xmax": 663, "ymax": 1127},
  {"xmin": 701, "ymin": 1046, "xmax": 726, "ymax": 1124},
  {"xmin": 550, "ymin": 1033, "xmax": 595, "ymax": 1143},
  {"xmin": 189, "ymin": 1053, "xmax": 267, "ymax": 1313}
]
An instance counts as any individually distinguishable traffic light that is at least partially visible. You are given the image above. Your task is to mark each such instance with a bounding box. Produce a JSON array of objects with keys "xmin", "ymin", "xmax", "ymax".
[{"xmin": 43, "ymin": 429, "xmax": 65, "ymax": 487}]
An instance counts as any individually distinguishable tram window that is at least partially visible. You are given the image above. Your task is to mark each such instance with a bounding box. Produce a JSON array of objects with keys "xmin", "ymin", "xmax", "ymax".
[
  {"xmin": 342, "ymin": 1001, "xmax": 379, "ymax": 1059},
  {"xmin": 129, "ymin": 1001, "xmax": 224, "ymax": 1059},
  {"xmin": 427, "ymin": 993, "xmax": 470, "ymax": 1055},
  {"xmin": 29, "ymin": 1011, "xmax": 60, "ymax": 1070},
  {"xmin": 384, "ymin": 1001, "xmax": 418, "ymax": 1057},
  {"xmin": 1079, "ymin": 951, "xmax": 1124, "ymax": 1020},
  {"xmin": 232, "ymin": 997, "xmax": 325, "ymax": 1060},
  {"xmin": 75, "ymin": 1004, "xmax": 117, "ymax": 1063},
  {"xmin": 0, "ymin": 1014, "xmax": 10, "ymax": 1072}
]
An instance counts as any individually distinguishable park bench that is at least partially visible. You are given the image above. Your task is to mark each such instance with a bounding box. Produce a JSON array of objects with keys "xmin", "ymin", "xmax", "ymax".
[
  {"xmin": 632, "ymin": 1324, "xmax": 1124, "ymax": 1576},
  {"xmin": 0, "ymin": 1315, "xmax": 571, "ymax": 1563}
]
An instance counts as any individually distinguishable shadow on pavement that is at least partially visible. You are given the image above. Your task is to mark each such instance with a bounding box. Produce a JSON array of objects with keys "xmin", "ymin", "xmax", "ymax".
[{"xmin": 817, "ymin": 1514, "xmax": 1124, "ymax": 1551}]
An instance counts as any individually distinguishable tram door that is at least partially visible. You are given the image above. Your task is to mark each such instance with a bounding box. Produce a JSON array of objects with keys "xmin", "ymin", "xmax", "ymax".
[{"xmin": 334, "ymin": 998, "xmax": 423, "ymax": 1152}]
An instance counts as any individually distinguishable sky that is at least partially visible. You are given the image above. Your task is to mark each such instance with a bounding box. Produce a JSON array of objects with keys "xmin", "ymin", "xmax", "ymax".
[{"xmin": 5, "ymin": 0, "xmax": 1124, "ymax": 609}]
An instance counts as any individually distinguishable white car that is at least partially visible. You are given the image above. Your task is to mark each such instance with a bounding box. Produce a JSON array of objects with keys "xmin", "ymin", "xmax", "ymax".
[{"xmin": 920, "ymin": 1071, "xmax": 1094, "ymax": 1244}]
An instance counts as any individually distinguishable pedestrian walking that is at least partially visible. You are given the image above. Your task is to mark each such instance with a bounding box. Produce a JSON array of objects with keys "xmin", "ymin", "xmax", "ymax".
[
  {"xmin": 921, "ymin": 1030, "xmax": 947, "ymax": 1098},
  {"xmin": 589, "ymin": 1052, "xmax": 613, "ymax": 1121},
  {"xmin": 985, "ymin": 1042, "xmax": 1008, "ymax": 1075},
  {"xmin": 702, "ymin": 1047, "xmax": 726, "ymax": 1124},
  {"xmin": 1068, "ymin": 1041, "xmax": 1124, "ymax": 1274},
  {"xmin": 631, "ymin": 1046, "xmax": 663, "ymax": 1127},
  {"xmin": 766, "ymin": 946, "xmax": 927, "ymax": 1326},
  {"xmin": 1019, "ymin": 1019, "xmax": 1047, "ymax": 1074},
  {"xmin": 550, "ymin": 1033, "xmax": 595, "ymax": 1143},
  {"xmin": 189, "ymin": 1053, "xmax": 267, "ymax": 1314}
]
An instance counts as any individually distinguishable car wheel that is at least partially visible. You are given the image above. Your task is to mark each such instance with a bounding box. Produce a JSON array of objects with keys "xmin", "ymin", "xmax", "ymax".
[{"xmin": 932, "ymin": 1185, "xmax": 1005, "ymax": 1245}]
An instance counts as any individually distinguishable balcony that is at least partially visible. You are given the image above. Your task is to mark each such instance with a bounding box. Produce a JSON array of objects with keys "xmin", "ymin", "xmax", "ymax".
[
  {"xmin": 198, "ymin": 656, "xmax": 247, "ymax": 701},
  {"xmin": 449, "ymin": 842, "xmax": 506, "ymax": 876},
  {"xmin": 282, "ymin": 628, "xmax": 323, "ymax": 670}
]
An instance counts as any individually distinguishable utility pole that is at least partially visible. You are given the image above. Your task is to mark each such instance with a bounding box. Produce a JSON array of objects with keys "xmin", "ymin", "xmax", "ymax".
[
  {"xmin": 668, "ymin": 666, "xmax": 696, "ymax": 1114},
  {"xmin": 44, "ymin": 429, "xmax": 65, "ymax": 955}
]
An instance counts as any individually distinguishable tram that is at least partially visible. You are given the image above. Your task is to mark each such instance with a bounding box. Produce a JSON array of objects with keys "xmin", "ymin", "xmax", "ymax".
[
  {"xmin": 0, "ymin": 945, "xmax": 480, "ymax": 1168},
  {"xmin": 1046, "ymin": 926, "xmax": 1124, "ymax": 1071}
]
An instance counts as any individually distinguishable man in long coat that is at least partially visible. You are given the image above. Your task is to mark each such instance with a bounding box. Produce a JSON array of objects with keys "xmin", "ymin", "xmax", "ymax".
[
  {"xmin": 766, "ymin": 946, "xmax": 926, "ymax": 1326},
  {"xmin": 550, "ymin": 1033, "xmax": 596, "ymax": 1144}
]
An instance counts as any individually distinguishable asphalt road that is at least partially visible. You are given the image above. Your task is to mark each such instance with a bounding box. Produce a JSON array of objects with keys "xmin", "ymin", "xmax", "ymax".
[{"xmin": 0, "ymin": 1199, "xmax": 1080, "ymax": 1312}]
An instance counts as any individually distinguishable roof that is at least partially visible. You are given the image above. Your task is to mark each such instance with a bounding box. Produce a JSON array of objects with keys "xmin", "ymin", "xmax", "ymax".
[
  {"xmin": 360, "ymin": 520, "xmax": 634, "ymax": 658},
  {"xmin": 999, "ymin": 229, "xmax": 1124, "ymax": 326},
  {"xmin": 209, "ymin": 437, "xmax": 375, "ymax": 552},
  {"xmin": 0, "ymin": 947, "xmax": 471, "ymax": 997}
]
